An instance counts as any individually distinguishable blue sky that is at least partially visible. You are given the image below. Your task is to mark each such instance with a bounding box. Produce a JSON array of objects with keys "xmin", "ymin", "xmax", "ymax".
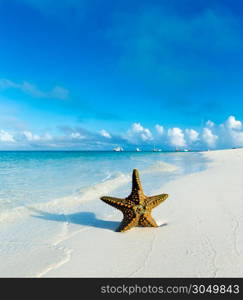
[{"xmin": 1, "ymin": 0, "xmax": 243, "ymax": 150}]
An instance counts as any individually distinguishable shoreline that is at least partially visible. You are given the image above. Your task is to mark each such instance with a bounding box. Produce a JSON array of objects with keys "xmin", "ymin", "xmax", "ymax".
[
  {"xmin": 0, "ymin": 149, "xmax": 242, "ymax": 277},
  {"xmin": 40, "ymin": 148, "xmax": 243, "ymax": 277}
]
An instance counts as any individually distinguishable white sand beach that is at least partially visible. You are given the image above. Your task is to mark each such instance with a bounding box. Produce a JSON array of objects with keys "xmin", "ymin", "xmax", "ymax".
[
  {"xmin": 1, "ymin": 148, "xmax": 243, "ymax": 277},
  {"xmin": 41, "ymin": 149, "xmax": 243, "ymax": 277}
]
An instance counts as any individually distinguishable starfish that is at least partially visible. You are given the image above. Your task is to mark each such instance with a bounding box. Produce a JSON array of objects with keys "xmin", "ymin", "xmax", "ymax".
[{"xmin": 100, "ymin": 169, "xmax": 169, "ymax": 232}]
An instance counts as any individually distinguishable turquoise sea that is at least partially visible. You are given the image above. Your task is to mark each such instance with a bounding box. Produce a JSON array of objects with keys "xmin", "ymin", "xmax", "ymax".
[
  {"xmin": 0, "ymin": 150, "xmax": 208, "ymax": 276},
  {"xmin": 0, "ymin": 151, "xmax": 207, "ymax": 212}
]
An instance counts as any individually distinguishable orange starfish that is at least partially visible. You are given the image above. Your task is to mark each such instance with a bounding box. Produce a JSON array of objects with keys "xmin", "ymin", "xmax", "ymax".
[{"xmin": 100, "ymin": 169, "xmax": 169, "ymax": 232}]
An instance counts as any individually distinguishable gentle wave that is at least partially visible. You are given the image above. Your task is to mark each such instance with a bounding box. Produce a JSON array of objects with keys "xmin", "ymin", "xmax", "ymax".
[
  {"xmin": 0, "ymin": 159, "xmax": 182, "ymax": 225},
  {"xmin": 0, "ymin": 158, "xmax": 186, "ymax": 225},
  {"xmin": 0, "ymin": 171, "xmax": 131, "ymax": 224}
]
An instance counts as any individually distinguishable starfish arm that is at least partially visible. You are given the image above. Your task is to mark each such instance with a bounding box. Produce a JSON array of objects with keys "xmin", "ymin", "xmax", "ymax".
[
  {"xmin": 132, "ymin": 169, "xmax": 144, "ymax": 192},
  {"xmin": 139, "ymin": 213, "xmax": 158, "ymax": 227},
  {"xmin": 146, "ymin": 193, "xmax": 169, "ymax": 209},
  {"xmin": 100, "ymin": 196, "xmax": 132, "ymax": 211},
  {"xmin": 117, "ymin": 209, "xmax": 139, "ymax": 232}
]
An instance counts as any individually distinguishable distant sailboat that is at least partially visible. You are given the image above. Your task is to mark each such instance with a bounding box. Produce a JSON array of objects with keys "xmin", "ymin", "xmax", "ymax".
[
  {"xmin": 136, "ymin": 147, "xmax": 141, "ymax": 152},
  {"xmin": 113, "ymin": 146, "xmax": 124, "ymax": 152},
  {"xmin": 152, "ymin": 145, "xmax": 162, "ymax": 152}
]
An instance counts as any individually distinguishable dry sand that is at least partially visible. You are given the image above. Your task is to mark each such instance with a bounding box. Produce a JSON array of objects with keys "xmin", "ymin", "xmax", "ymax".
[{"xmin": 40, "ymin": 148, "xmax": 243, "ymax": 277}]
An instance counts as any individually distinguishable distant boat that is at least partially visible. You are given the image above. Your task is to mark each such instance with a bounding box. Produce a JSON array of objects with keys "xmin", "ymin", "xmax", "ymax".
[
  {"xmin": 152, "ymin": 145, "xmax": 162, "ymax": 152},
  {"xmin": 177, "ymin": 149, "xmax": 191, "ymax": 152},
  {"xmin": 136, "ymin": 148, "xmax": 141, "ymax": 152},
  {"xmin": 113, "ymin": 146, "xmax": 124, "ymax": 152}
]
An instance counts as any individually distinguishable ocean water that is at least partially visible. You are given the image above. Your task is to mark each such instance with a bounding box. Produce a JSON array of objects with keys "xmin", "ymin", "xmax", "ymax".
[
  {"xmin": 0, "ymin": 151, "xmax": 208, "ymax": 277},
  {"xmin": 0, "ymin": 151, "xmax": 206, "ymax": 213}
]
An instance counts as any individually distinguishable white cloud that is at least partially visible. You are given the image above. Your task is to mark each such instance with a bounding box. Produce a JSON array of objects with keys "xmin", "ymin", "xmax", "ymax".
[
  {"xmin": 225, "ymin": 115, "xmax": 241, "ymax": 130},
  {"xmin": 131, "ymin": 123, "xmax": 144, "ymax": 133},
  {"xmin": 22, "ymin": 131, "xmax": 41, "ymax": 141},
  {"xmin": 206, "ymin": 120, "xmax": 214, "ymax": 128},
  {"xmin": 185, "ymin": 129, "xmax": 199, "ymax": 143},
  {"xmin": 22, "ymin": 131, "xmax": 54, "ymax": 142},
  {"xmin": 70, "ymin": 132, "xmax": 84, "ymax": 139},
  {"xmin": 126, "ymin": 123, "xmax": 153, "ymax": 143},
  {"xmin": 3, "ymin": 115, "xmax": 243, "ymax": 150},
  {"xmin": 155, "ymin": 124, "xmax": 164, "ymax": 135},
  {"xmin": 168, "ymin": 127, "xmax": 186, "ymax": 147},
  {"xmin": 230, "ymin": 130, "xmax": 243, "ymax": 146},
  {"xmin": 99, "ymin": 129, "xmax": 111, "ymax": 139},
  {"xmin": 0, "ymin": 130, "xmax": 15, "ymax": 142},
  {"xmin": 202, "ymin": 128, "xmax": 218, "ymax": 147},
  {"xmin": 0, "ymin": 79, "xmax": 69, "ymax": 100},
  {"xmin": 132, "ymin": 123, "xmax": 153, "ymax": 140},
  {"xmin": 141, "ymin": 129, "xmax": 153, "ymax": 141}
]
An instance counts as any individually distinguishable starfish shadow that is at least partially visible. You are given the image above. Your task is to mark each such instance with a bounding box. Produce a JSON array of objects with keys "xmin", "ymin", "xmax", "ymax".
[{"xmin": 29, "ymin": 208, "xmax": 120, "ymax": 231}]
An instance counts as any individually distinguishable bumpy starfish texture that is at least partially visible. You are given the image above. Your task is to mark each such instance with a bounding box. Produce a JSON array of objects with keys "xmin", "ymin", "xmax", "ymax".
[{"xmin": 100, "ymin": 169, "xmax": 169, "ymax": 232}]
